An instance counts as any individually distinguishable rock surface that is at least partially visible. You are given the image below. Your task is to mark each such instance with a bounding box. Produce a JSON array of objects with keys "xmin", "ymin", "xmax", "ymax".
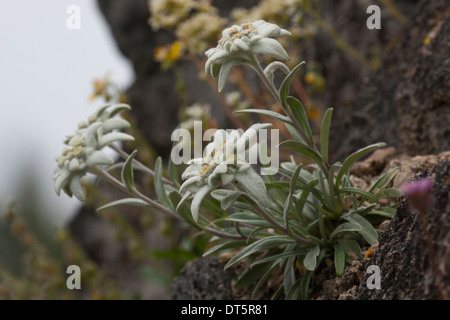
[
  {"xmin": 170, "ymin": 257, "xmax": 236, "ymax": 300},
  {"xmin": 330, "ymin": 0, "xmax": 450, "ymax": 160}
]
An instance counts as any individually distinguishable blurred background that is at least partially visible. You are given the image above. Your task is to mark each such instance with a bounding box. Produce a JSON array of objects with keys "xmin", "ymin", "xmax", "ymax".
[{"xmin": 0, "ymin": 0, "xmax": 133, "ymax": 226}]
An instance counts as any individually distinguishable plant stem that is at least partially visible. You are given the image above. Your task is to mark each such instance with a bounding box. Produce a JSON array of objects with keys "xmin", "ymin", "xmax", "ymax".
[
  {"xmin": 249, "ymin": 198, "xmax": 313, "ymax": 246},
  {"xmin": 249, "ymin": 55, "xmax": 282, "ymax": 105},
  {"xmin": 95, "ymin": 168, "xmax": 182, "ymax": 221},
  {"xmin": 108, "ymin": 144, "xmax": 174, "ymax": 187},
  {"xmin": 189, "ymin": 54, "xmax": 246, "ymax": 130},
  {"xmin": 95, "ymin": 168, "xmax": 248, "ymax": 241}
]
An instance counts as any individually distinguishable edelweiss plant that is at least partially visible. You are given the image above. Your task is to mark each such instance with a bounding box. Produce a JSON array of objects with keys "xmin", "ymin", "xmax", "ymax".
[
  {"xmin": 54, "ymin": 20, "xmax": 400, "ymax": 299},
  {"xmin": 54, "ymin": 104, "xmax": 134, "ymax": 201}
]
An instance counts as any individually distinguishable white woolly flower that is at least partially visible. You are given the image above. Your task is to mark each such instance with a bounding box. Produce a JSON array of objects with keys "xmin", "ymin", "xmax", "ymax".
[
  {"xmin": 53, "ymin": 104, "xmax": 134, "ymax": 201},
  {"xmin": 205, "ymin": 20, "xmax": 291, "ymax": 91},
  {"xmin": 178, "ymin": 123, "xmax": 271, "ymax": 222}
]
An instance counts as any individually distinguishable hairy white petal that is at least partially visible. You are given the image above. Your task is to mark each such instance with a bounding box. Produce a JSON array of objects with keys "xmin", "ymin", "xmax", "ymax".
[
  {"xmin": 70, "ymin": 174, "xmax": 86, "ymax": 202},
  {"xmin": 179, "ymin": 175, "xmax": 202, "ymax": 193},
  {"xmin": 190, "ymin": 185, "xmax": 211, "ymax": 222},
  {"xmin": 257, "ymin": 23, "xmax": 280, "ymax": 37},
  {"xmin": 85, "ymin": 150, "xmax": 114, "ymax": 167},
  {"xmin": 235, "ymin": 168, "xmax": 269, "ymax": 207},
  {"xmin": 102, "ymin": 118, "xmax": 131, "ymax": 132},
  {"xmin": 69, "ymin": 157, "xmax": 80, "ymax": 171},
  {"xmin": 233, "ymin": 38, "xmax": 250, "ymax": 51},
  {"xmin": 221, "ymin": 173, "xmax": 235, "ymax": 185},
  {"xmin": 176, "ymin": 191, "xmax": 192, "ymax": 211},
  {"xmin": 251, "ymin": 37, "xmax": 289, "ymax": 60},
  {"xmin": 54, "ymin": 169, "xmax": 71, "ymax": 195},
  {"xmin": 98, "ymin": 132, "xmax": 134, "ymax": 148}
]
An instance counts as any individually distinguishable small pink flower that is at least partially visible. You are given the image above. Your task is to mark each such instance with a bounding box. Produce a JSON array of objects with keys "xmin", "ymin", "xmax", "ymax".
[{"xmin": 400, "ymin": 178, "xmax": 434, "ymax": 213}]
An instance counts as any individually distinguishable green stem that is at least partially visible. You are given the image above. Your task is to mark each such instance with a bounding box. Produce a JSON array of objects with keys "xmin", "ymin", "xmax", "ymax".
[
  {"xmin": 108, "ymin": 144, "xmax": 174, "ymax": 187},
  {"xmin": 95, "ymin": 168, "xmax": 247, "ymax": 241},
  {"xmin": 248, "ymin": 197, "xmax": 314, "ymax": 246}
]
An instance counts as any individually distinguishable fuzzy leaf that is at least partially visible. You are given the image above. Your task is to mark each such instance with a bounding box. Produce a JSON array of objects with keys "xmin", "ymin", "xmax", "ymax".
[
  {"xmin": 300, "ymin": 270, "xmax": 313, "ymax": 300},
  {"xmin": 320, "ymin": 108, "xmax": 333, "ymax": 163},
  {"xmin": 154, "ymin": 157, "xmax": 175, "ymax": 211},
  {"xmin": 234, "ymin": 168, "xmax": 269, "ymax": 207},
  {"xmin": 97, "ymin": 198, "xmax": 150, "ymax": 211},
  {"xmin": 286, "ymin": 97, "xmax": 314, "ymax": 145},
  {"xmin": 329, "ymin": 222, "xmax": 362, "ymax": 240},
  {"xmin": 121, "ymin": 149, "xmax": 137, "ymax": 193},
  {"xmin": 280, "ymin": 61, "xmax": 305, "ymax": 109},
  {"xmin": 279, "ymin": 140, "xmax": 323, "ymax": 165},
  {"xmin": 336, "ymin": 143, "xmax": 386, "ymax": 189},
  {"xmin": 211, "ymin": 189, "xmax": 244, "ymax": 210},
  {"xmin": 225, "ymin": 236, "xmax": 294, "ymax": 269},
  {"xmin": 234, "ymin": 109, "xmax": 293, "ymax": 125},
  {"xmin": 345, "ymin": 213, "xmax": 378, "ymax": 245},
  {"xmin": 225, "ymin": 211, "xmax": 273, "ymax": 228},
  {"xmin": 303, "ymin": 244, "xmax": 320, "ymax": 271},
  {"xmin": 334, "ymin": 242, "xmax": 345, "ymax": 277},
  {"xmin": 338, "ymin": 239, "xmax": 363, "ymax": 261}
]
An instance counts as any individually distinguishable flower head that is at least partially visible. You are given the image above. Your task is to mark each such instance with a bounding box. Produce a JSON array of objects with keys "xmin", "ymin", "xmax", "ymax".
[
  {"xmin": 205, "ymin": 20, "xmax": 291, "ymax": 91},
  {"xmin": 178, "ymin": 123, "xmax": 271, "ymax": 221},
  {"xmin": 400, "ymin": 177, "xmax": 434, "ymax": 213},
  {"xmin": 54, "ymin": 104, "xmax": 134, "ymax": 201}
]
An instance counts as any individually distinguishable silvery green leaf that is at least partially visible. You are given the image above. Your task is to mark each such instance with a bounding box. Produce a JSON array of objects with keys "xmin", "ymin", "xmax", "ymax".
[
  {"xmin": 234, "ymin": 109, "xmax": 292, "ymax": 125},
  {"xmin": 218, "ymin": 58, "xmax": 241, "ymax": 92},
  {"xmin": 329, "ymin": 222, "xmax": 362, "ymax": 240},
  {"xmin": 338, "ymin": 239, "xmax": 363, "ymax": 261},
  {"xmin": 286, "ymin": 97, "xmax": 314, "ymax": 145},
  {"xmin": 85, "ymin": 150, "xmax": 114, "ymax": 167},
  {"xmin": 344, "ymin": 213, "xmax": 378, "ymax": 245},
  {"xmin": 97, "ymin": 198, "xmax": 150, "ymax": 212},
  {"xmin": 211, "ymin": 189, "xmax": 244, "ymax": 210},
  {"xmin": 280, "ymin": 62, "xmax": 305, "ymax": 109},
  {"xmin": 95, "ymin": 104, "xmax": 111, "ymax": 118},
  {"xmin": 334, "ymin": 243, "xmax": 345, "ymax": 277},
  {"xmin": 225, "ymin": 211, "xmax": 273, "ymax": 228},
  {"xmin": 179, "ymin": 175, "xmax": 201, "ymax": 193},
  {"xmin": 320, "ymin": 108, "xmax": 333, "ymax": 163},
  {"xmin": 205, "ymin": 50, "xmax": 228, "ymax": 75},
  {"xmin": 176, "ymin": 191, "xmax": 192, "ymax": 212},
  {"xmin": 121, "ymin": 149, "xmax": 137, "ymax": 193},
  {"xmin": 234, "ymin": 168, "xmax": 269, "ymax": 207},
  {"xmin": 336, "ymin": 142, "xmax": 386, "ymax": 189},
  {"xmin": 303, "ymin": 245, "xmax": 320, "ymax": 271},
  {"xmin": 70, "ymin": 174, "xmax": 86, "ymax": 202},
  {"xmin": 211, "ymin": 63, "xmax": 222, "ymax": 78},
  {"xmin": 225, "ymin": 235, "xmax": 294, "ymax": 269},
  {"xmin": 300, "ymin": 270, "xmax": 313, "ymax": 300},
  {"xmin": 109, "ymin": 103, "xmax": 131, "ymax": 117},
  {"xmin": 154, "ymin": 156, "xmax": 175, "ymax": 211},
  {"xmin": 190, "ymin": 185, "xmax": 212, "ymax": 222}
]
